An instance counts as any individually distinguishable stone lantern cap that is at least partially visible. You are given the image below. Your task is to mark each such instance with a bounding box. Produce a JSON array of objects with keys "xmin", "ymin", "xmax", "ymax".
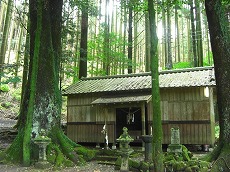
[
  {"xmin": 117, "ymin": 127, "xmax": 134, "ymax": 143},
  {"xmin": 34, "ymin": 129, "xmax": 51, "ymax": 143}
]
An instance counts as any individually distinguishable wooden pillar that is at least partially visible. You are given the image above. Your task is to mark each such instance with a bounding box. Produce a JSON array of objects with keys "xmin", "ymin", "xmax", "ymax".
[{"xmin": 141, "ymin": 102, "xmax": 146, "ymax": 150}]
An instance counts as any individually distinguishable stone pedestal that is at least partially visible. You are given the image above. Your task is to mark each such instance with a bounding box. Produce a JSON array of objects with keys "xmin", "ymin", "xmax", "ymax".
[
  {"xmin": 34, "ymin": 129, "xmax": 51, "ymax": 169},
  {"xmin": 141, "ymin": 135, "xmax": 153, "ymax": 162},
  {"xmin": 167, "ymin": 127, "xmax": 182, "ymax": 153},
  {"xmin": 117, "ymin": 127, "xmax": 134, "ymax": 172}
]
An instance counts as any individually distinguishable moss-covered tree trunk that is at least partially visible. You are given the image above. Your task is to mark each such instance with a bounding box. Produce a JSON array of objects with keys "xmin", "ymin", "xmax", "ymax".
[
  {"xmin": 148, "ymin": 0, "xmax": 164, "ymax": 171},
  {"xmin": 204, "ymin": 0, "xmax": 230, "ymax": 171},
  {"xmin": 4, "ymin": 0, "xmax": 79, "ymax": 166}
]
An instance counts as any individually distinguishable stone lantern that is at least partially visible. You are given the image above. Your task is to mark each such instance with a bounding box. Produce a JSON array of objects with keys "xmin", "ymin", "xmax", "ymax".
[
  {"xmin": 34, "ymin": 129, "xmax": 51, "ymax": 169},
  {"xmin": 116, "ymin": 127, "xmax": 134, "ymax": 172}
]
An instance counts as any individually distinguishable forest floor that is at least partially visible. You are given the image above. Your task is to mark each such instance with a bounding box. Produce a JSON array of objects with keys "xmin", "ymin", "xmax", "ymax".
[{"xmin": 0, "ymin": 90, "xmax": 119, "ymax": 171}]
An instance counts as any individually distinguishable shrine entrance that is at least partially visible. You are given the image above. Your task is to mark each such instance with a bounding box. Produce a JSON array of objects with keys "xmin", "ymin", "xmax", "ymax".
[{"xmin": 116, "ymin": 107, "xmax": 142, "ymax": 140}]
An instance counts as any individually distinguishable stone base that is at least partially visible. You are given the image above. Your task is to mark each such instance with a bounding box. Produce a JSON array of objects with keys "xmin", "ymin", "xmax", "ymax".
[
  {"xmin": 112, "ymin": 145, "xmax": 116, "ymax": 150},
  {"xmin": 167, "ymin": 144, "xmax": 182, "ymax": 153},
  {"xmin": 35, "ymin": 160, "xmax": 51, "ymax": 169}
]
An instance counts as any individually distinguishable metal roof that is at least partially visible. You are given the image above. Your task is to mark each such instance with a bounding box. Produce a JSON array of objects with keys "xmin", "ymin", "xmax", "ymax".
[
  {"xmin": 63, "ymin": 67, "xmax": 215, "ymax": 95},
  {"xmin": 91, "ymin": 95, "xmax": 152, "ymax": 105}
]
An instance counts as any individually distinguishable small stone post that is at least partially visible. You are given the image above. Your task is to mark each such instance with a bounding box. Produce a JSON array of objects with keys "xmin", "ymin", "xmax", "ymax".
[
  {"xmin": 117, "ymin": 127, "xmax": 134, "ymax": 172},
  {"xmin": 167, "ymin": 127, "xmax": 182, "ymax": 153},
  {"xmin": 34, "ymin": 129, "xmax": 51, "ymax": 169},
  {"xmin": 141, "ymin": 135, "xmax": 153, "ymax": 162}
]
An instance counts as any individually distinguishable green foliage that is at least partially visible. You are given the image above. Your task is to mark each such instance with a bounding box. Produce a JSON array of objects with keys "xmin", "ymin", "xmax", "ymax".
[
  {"xmin": 12, "ymin": 88, "xmax": 21, "ymax": 101},
  {"xmin": 1, "ymin": 102, "xmax": 12, "ymax": 109},
  {"xmin": 87, "ymin": 28, "xmax": 133, "ymax": 75},
  {"xmin": 203, "ymin": 51, "xmax": 214, "ymax": 66},
  {"xmin": 215, "ymin": 125, "xmax": 220, "ymax": 139},
  {"xmin": 164, "ymin": 145, "xmax": 211, "ymax": 172},
  {"xmin": 0, "ymin": 84, "xmax": 10, "ymax": 92},
  {"xmin": 0, "ymin": 65, "xmax": 21, "ymax": 85},
  {"xmin": 173, "ymin": 62, "xmax": 193, "ymax": 69}
]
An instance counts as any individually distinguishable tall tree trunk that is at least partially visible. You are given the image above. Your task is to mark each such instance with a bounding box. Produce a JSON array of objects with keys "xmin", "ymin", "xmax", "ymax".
[
  {"xmin": 204, "ymin": 0, "xmax": 230, "ymax": 171},
  {"xmin": 128, "ymin": 2, "xmax": 133, "ymax": 74},
  {"xmin": 14, "ymin": 26, "xmax": 24, "ymax": 88},
  {"xmin": 122, "ymin": 0, "xmax": 127, "ymax": 74},
  {"xmin": 162, "ymin": 1, "xmax": 167, "ymax": 69},
  {"xmin": 190, "ymin": 0, "xmax": 198, "ymax": 67},
  {"xmin": 21, "ymin": 19, "xmax": 29, "ymax": 105},
  {"xmin": 133, "ymin": 11, "xmax": 137, "ymax": 73},
  {"xmin": 175, "ymin": 5, "xmax": 180, "ymax": 62},
  {"xmin": 103, "ymin": 0, "xmax": 110, "ymax": 75},
  {"xmin": 0, "ymin": 0, "xmax": 13, "ymax": 83},
  {"xmin": 72, "ymin": 10, "xmax": 80, "ymax": 82},
  {"xmin": 145, "ymin": 11, "xmax": 150, "ymax": 72},
  {"xmin": 5, "ymin": 0, "xmax": 79, "ymax": 166},
  {"xmin": 195, "ymin": 0, "xmax": 203, "ymax": 66},
  {"xmin": 148, "ymin": 0, "xmax": 163, "ymax": 171},
  {"xmin": 6, "ymin": 18, "xmax": 15, "ymax": 63},
  {"xmin": 166, "ymin": 2, "xmax": 172, "ymax": 69},
  {"xmin": 79, "ymin": 1, "xmax": 88, "ymax": 78}
]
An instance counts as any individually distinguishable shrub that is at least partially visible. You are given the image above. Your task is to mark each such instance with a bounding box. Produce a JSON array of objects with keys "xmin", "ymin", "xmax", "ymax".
[{"xmin": 0, "ymin": 84, "xmax": 10, "ymax": 92}]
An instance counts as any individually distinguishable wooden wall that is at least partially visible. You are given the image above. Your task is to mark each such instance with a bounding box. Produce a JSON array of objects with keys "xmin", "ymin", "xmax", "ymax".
[
  {"xmin": 147, "ymin": 87, "xmax": 215, "ymax": 145},
  {"xmin": 66, "ymin": 87, "xmax": 215, "ymax": 145},
  {"xmin": 67, "ymin": 123, "xmax": 115, "ymax": 143}
]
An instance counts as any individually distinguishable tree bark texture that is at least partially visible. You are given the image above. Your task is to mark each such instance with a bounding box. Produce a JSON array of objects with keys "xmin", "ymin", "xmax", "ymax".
[
  {"xmin": 5, "ymin": 0, "xmax": 79, "ymax": 166},
  {"xmin": 148, "ymin": 0, "xmax": 164, "ymax": 171},
  {"xmin": 205, "ymin": 0, "xmax": 230, "ymax": 171},
  {"xmin": 79, "ymin": 1, "xmax": 88, "ymax": 78},
  {"xmin": 128, "ymin": 4, "xmax": 133, "ymax": 74},
  {"xmin": 190, "ymin": 0, "xmax": 198, "ymax": 67}
]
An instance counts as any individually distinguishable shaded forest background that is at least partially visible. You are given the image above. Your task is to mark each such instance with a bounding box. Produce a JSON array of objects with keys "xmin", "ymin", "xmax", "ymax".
[{"xmin": 0, "ymin": 0, "xmax": 213, "ymax": 90}]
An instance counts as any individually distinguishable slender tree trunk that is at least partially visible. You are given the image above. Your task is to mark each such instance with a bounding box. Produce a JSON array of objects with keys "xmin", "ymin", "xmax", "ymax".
[
  {"xmin": 6, "ymin": 18, "xmax": 15, "ymax": 63},
  {"xmin": 195, "ymin": 0, "xmax": 203, "ymax": 66},
  {"xmin": 103, "ymin": 0, "xmax": 110, "ymax": 75},
  {"xmin": 122, "ymin": 1, "xmax": 127, "ymax": 74},
  {"xmin": 0, "ymin": 0, "xmax": 13, "ymax": 83},
  {"xmin": 73, "ymin": 10, "xmax": 80, "ymax": 82},
  {"xmin": 0, "ymin": 3, "xmax": 7, "ymax": 33},
  {"xmin": 145, "ymin": 11, "xmax": 150, "ymax": 72},
  {"xmin": 175, "ymin": 5, "xmax": 180, "ymax": 62},
  {"xmin": 190, "ymin": 0, "xmax": 198, "ymax": 67},
  {"xmin": 204, "ymin": 0, "xmax": 230, "ymax": 171},
  {"xmin": 166, "ymin": 2, "xmax": 172, "ymax": 69},
  {"xmin": 14, "ymin": 26, "xmax": 24, "ymax": 88},
  {"xmin": 79, "ymin": 1, "xmax": 88, "ymax": 78},
  {"xmin": 128, "ymin": 3, "xmax": 133, "ymax": 74},
  {"xmin": 21, "ymin": 20, "xmax": 29, "ymax": 105},
  {"xmin": 148, "ymin": 0, "xmax": 163, "ymax": 171},
  {"xmin": 162, "ymin": 2, "xmax": 167, "ymax": 68},
  {"xmin": 133, "ymin": 11, "xmax": 137, "ymax": 73}
]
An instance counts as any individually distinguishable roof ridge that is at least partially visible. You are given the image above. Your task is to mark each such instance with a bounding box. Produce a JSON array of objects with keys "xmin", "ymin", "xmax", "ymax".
[
  {"xmin": 81, "ymin": 72, "xmax": 151, "ymax": 80},
  {"xmin": 159, "ymin": 66, "xmax": 214, "ymax": 74},
  {"xmin": 81, "ymin": 66, "xmax": 214, "ymax": 80}
]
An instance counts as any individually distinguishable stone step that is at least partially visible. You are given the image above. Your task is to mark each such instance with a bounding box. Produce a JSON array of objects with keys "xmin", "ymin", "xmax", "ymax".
[{"xmin": 95, "ymin": 155, "xmax": 118, "ymax": 162}]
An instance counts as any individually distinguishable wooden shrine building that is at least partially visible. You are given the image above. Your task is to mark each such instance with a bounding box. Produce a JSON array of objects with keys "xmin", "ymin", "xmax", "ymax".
[{"xmin": 62, "ymin": 67, "xmax": 216, "ymax": 146}]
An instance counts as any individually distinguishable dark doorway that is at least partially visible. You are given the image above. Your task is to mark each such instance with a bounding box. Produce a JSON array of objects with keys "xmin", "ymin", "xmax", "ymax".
[{"xmin": 116, "ymin": 107, "xmax": 142, "ymax": 139}]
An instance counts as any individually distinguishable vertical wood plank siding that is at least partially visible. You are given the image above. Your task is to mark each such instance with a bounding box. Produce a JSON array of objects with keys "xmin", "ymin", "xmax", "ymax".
[
  {"xmin": 66, "ymin": 87, "xmax": 215, "ymax": 145},
  {"xmin": 67, "ymin": 123, "xmax": 115, "ymax": 143},
  {"xmin": 148, "ymin": 87, "xmax": 215, "ymax": 145}
]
